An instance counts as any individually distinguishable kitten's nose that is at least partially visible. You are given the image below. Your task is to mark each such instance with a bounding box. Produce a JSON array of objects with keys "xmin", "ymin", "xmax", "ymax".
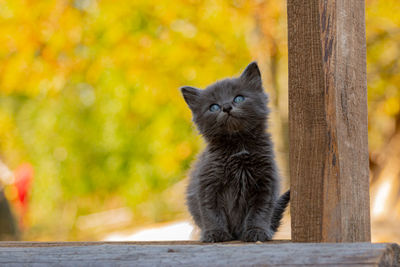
[{"xmin": 222, "ymin": 103, "xmax": 232, "ymax": 113}]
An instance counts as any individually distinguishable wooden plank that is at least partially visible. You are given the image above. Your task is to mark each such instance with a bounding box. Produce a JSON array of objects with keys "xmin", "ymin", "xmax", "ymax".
[
  {"xmin": 0, "ymin": 242, "xmax": 398, "ymax": 266},
  {"xmin": 287, "ymin": 0, "xmax": 370, "ymax": 242}
]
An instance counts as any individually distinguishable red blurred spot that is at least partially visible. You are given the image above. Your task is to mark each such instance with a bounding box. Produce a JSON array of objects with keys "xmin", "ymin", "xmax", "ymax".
[{"xmin": 13, "ymin": 163, "xmax": 34, "ymax": 225}]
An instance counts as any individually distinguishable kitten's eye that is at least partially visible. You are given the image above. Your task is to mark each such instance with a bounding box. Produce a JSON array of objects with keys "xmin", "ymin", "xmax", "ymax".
[
  {"xmin": 209, "ymin": 104, "xmax": 221, "ymax": 112},
  {"xmin": 233, "ymin": 95, "xmax": 245, "ymax": 103}
]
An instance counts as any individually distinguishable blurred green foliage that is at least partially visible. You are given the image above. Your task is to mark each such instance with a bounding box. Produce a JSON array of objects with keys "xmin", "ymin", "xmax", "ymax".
[
  {"xmin": 0, "ymin": 0, "xmax": 399, "ymax": 240},
  {"xmin": 0, "ymin": 0, "xmax": 254, "ymax": 240}
]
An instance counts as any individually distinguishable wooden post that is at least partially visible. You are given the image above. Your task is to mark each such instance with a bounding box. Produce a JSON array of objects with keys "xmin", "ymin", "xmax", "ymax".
[{"xmin": 288, "ymin": 0, "xmax": 371, "ymax": 242}]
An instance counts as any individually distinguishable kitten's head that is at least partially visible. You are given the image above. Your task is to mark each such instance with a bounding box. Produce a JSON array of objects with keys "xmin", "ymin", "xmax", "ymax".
[{"xmin": 180, "ymin": 62, "xmax": 269, "ymax": 140}]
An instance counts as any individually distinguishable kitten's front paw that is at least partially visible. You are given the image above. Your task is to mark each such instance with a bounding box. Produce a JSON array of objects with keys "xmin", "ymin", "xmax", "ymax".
[
  {"xmin": 242, "ymin": 228, "xmax": 273, "ymax": 242},
  {"xmin": 201, "ymin": 230, "xmax": 233, "ymax": 243}
]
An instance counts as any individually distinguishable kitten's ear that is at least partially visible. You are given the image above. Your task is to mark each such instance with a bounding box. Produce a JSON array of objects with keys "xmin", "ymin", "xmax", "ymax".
[
  {"xmin": 240, "ymin": 61, "xmax": 262, "ymax": 88},
  {"xmin": 180, "ymin": 86, "xmax": 201, "ymax": 110}
]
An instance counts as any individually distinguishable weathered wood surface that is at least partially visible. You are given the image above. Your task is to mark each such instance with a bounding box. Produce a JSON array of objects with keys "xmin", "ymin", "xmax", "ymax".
[
  {"xmin": 0, "ymin": 242, "xmax": 398, "ymax": 266},
  {"xmin": 288, "ymin": 0, "xmax": 370, "ymax": 242}
]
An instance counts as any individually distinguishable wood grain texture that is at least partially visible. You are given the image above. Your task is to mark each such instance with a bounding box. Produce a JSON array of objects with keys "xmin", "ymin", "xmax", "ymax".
[
  {"xmin": 0, "ymin": 242, "xmax": 398, "ymax": 266},
  {"xmin": 288, "ymin": 0, "xmax": 370, "ymax": 242}
]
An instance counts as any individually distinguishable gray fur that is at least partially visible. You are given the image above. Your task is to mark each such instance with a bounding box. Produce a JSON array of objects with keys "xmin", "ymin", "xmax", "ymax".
[{"xmin": 181, "ymin": 62, "xmax": 290, "ymax": 242}]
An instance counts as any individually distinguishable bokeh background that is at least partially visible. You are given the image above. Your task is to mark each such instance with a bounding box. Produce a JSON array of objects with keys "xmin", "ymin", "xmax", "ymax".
[{"xmin": 0, "ymin": 0, "xmax": 399, "ymax": 242}]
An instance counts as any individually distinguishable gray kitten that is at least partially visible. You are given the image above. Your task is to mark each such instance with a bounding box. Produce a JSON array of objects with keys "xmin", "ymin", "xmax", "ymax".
[{"xmin": 181, "ymin": 62, "xmax": 290, "ymax": 242}]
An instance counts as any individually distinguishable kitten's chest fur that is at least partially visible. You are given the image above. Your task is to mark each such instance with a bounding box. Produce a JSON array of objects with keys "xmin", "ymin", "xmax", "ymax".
[
  {"xmin": 220, "ymin": 174, "xmax": 249, "ymax": 234},
  {"xmin": 212, "ymin": 143, "xmax": 271, "ymax": 233}
]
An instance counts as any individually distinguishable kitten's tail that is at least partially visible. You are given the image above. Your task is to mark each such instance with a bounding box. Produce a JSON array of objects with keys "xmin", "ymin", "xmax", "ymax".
[{"xmin": 270, "ymin": 190, "xmax": 290, "ymax": 233}]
